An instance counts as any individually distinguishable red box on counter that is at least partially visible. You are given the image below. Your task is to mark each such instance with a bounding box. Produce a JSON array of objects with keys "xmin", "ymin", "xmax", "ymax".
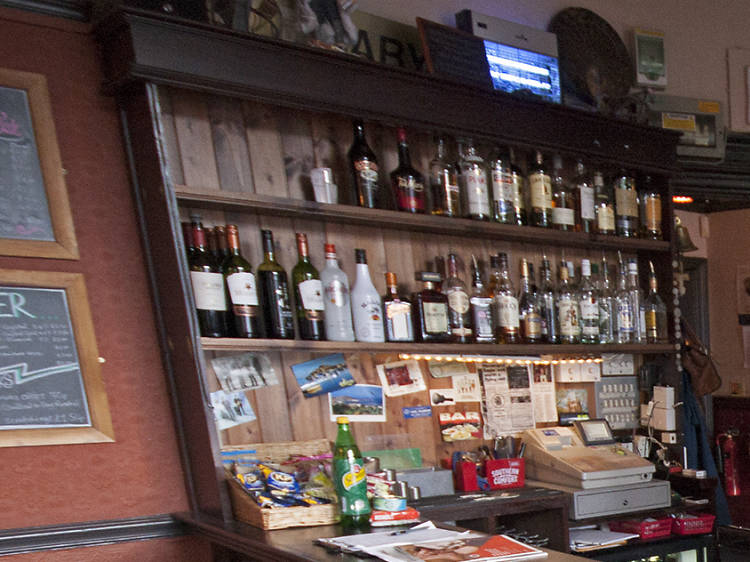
[
  {"xmin": 485, "ymin": 458, "xmax": 525, "ymax": 490},
  {"xmin": 453, "ymin": 460, "xmax": 480, "ymax": 492}
]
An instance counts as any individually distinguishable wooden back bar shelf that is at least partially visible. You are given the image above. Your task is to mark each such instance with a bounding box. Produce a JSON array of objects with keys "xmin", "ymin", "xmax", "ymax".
[{"xmin": 96, "ymin": 7, "xmax": 683, "ymax": 556}]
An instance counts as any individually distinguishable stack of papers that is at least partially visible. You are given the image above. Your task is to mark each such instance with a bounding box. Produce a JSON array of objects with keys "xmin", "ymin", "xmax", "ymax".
[
  {"xmin": 317, "ymin": 522, "xmax": 548, "ymax": 561},
  {"xmin": 569, "ymin": 528, "xmax": 640, "ymax": 552}
]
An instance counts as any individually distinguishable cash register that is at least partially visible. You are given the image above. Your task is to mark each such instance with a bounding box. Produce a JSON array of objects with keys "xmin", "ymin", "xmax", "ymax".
[{"xmin": 523, "ymin": 419, "xmax": 671, "ymax": 519}]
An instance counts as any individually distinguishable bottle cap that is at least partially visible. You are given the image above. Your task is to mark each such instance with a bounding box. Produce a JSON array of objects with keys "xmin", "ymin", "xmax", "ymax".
[
  {"xmin": 336, "ymin": 416, "xmax": 349, "ymax": 424},
  {"xmin": 324, "ymin": 243, "xmax": 336, "ymax": 257},
  {"xmin": 385, "ymin": 272, "xmax": 397, "ymax": 286},
  {"xmin": 416, "ymin": 271, "xmax": 442, "ymax": 283},
  {"xmin": 397, "ymin": 127, "xmax": 407, "ymax": 143}
]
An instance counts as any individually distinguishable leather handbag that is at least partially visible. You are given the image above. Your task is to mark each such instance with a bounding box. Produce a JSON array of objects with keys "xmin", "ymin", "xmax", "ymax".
[{"xmin": 681, "ymin": 319, "xmax": 721, "ymax": 397}]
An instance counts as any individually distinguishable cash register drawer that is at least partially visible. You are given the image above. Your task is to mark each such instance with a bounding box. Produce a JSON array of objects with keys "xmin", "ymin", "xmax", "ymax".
[{"xmin": 574, "ymin": 480, "xmax": 671, "ymax": 519}]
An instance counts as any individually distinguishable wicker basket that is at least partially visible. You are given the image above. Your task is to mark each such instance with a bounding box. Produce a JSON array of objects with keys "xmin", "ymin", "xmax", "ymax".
[{"xmin": 224, "ymin": 438, "xmax": 339, "ymax": 530}]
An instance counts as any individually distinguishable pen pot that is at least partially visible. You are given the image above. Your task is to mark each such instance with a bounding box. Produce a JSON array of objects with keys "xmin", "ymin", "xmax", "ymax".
[{"xmin": 484, "ymin": 458, "xmax": 525, "ymax": 490}]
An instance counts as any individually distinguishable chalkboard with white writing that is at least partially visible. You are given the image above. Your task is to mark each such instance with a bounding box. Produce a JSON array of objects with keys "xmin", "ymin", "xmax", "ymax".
[{"xmin": 0, "ymin": 285, "xmax": 91, "ymax": 429}]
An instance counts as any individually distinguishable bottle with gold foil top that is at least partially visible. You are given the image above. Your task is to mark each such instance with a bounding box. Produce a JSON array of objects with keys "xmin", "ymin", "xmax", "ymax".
[
  {"xmin": 383, "ymin": 272, "xmax": 414, "ymax": 342},
  {"xmin": 292, "ymin": 233, "xmax": 325, "ymax": 340},
  {"xmin": 518, "ymin": 258, "xmax": 542, "ymax": 343},
  {"xmin": 445, "ymin": 253, "xmax": 473, "ymax": 343},
  {"xmin": 333, "ymin": 416, "xmax": 371, "ymax": 530},
  {"xmin": 391, "ymin": 128, "xmax": 426, "ymax": 213},
  {"xmin": 640, "ymin": 175, "xmax": 663, "ymax": 240},
  {"xmin": 614, "ymin": 169, "xmax": 639, "ymax": 237},
  {"xmin": 528, "ymin": 150, "xmax": 552, "ymax": 227},
  {"xmin": 223, "ymin": 224, "xmax": 261, "ymax": 339},
  {"xmin": 645, "ymin": 261, "xmax": 668, "ymax": 343}
]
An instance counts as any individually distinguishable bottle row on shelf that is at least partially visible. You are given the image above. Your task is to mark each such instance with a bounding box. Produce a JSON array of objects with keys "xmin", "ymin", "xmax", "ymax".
[
  {"xmin": 347, "ymin": 120, "xmax": 664, "ymax": 240},
  {"xmin": 185, "ymin": 219, "xmax": 669, "ymax": 346}
]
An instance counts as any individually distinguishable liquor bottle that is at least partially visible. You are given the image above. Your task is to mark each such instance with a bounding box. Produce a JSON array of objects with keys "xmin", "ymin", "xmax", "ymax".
[
  {"xmin": 556, "ymin": 261, "xmax": 580, "ymax": 344},
  {"xmin": 223, "ymin": 224, "xmax": 261, "ymax": 339},
  {"xmin": 491, "ymin": 252, "xmax": 520, "ymax": 344},
  {"xmin": 528, "ymin": 150, "xmax": 552, "ymax": 227},
  {"xmin": 578, "ymin": 259, "xmax": 599, "ymax": 344},
  {"xmin": 429, "ymin": 137, "xmax": 461, "ymax": 217},
  {"xmin": 469, "ymin": 255, "xmax": 496, "ymax": 344},
  {"xmin": 551, "ymin": 154, "xmax": 577, "ymax": 231},
  {"xmin": 292, "ymin": 233, "xmax": 325, "ymax": 341},
  {"xmin": 459, "ymin": 139, "xmax": 491, "ymax": 220},
  {"xmin": 614, "ymin": 169, "xmax": 639, "ymax": 237},
  {"xmin": 391, "ymin": 128, "xmax": 426, "ymax": 213},
  {"xmin": 598, "ymin": 256, "xmax": 616, "ymax": 344},
  {"xmin": 351, "ymin": 249, "xmax": 385, "ymax": 342},
  {"xmin": 573, "ymin": 159, "xmax": 595, "ymax": 233},
  {"xmin": 489, "ymin": 146, "xmax": 516, "ymax": 224},
  {"xmin": 645, "ymin": 261, "xmax": 668, "ymax": 343},
  {"xmin": 539, "ymin": 257, "xmax": 558, "ymax": 344},
  {"xmin": 189, "ymin": 218, "xmax": 228, "ymax": 337},
  {"xmin": 413, "ymin": 271, "xmax": 451, "ymax": 342},
  {"xmin": 614, "ymin": 255, "xmax": 634, "ymax": 343},
  {"xmin": 333, "ymin": 416, "xmax": 371, "ymax": 530},
  {"xmin": 594, "ymin": 170, "xmax": 615, "ymax": 235},
  {"xmin": 640, "ymin": 176, "xmax": 663, "ymax": 240},
  {"xmin": 508, "ymin": 147, "xmax": 527, "ymax": 226},
  {"xmin": 383, "ymin": 272, "xmax": 414, "ymax": 342},
  {"xmin": 257, "ymin": 229, "xmax": 295, "ymax": 339},
  {"xmin": 518, "ymin": 258, "xmax": 542, "ymax": 343},
  {"xmin": 627, "ymin": 258, "xmax": 646, "ymax": 344},
  {"xmin": 320, "ymin": 243, "xmax": 355, "ymax": 342},
  {"xmin": 445, "ymin": 253, "xmax": 473, "ymax": 343},
  {"xmin": 348, "ymin": 120, "xmax": 381, "ymax": 209}
]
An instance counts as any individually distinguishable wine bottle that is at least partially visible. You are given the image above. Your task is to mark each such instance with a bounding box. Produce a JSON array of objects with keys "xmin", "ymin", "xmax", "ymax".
[
  {"xmin": 188, "ymin": 218, "xmax": 228, "ymax": 338},
  {"xmin": 528, "ymin": 150, "xmax": 552, "ymax": 227},
  {"xmin": 257, "ymin": 229, "xmax": 294, "ymax": 339},
  {"xmin": 614, "ymin": 169, "xmax": 639, "ymax": 237},
  {"xmin": 413, "ymin": 271, "xmax": 451, "ymax": 342},
  {"xmin": 320, "ymin": 243, "xmax": 355, "ymax": 342},
  {"xmin": 573, "ymin": 159, "xmax": 595, "ymax": 233},
  {"xmin": 223, "ymin": 224, "xmax": 261, "ymax": 339},
  {"xmin": 348, "ymin": 120, "xmax": 381, "ymax": 209},
  {"xmin": 383, "ymin": 272, "xmax": 414, "ymax": 342},
  {"xmin": 351, "ymin": 249, "xmax": 385, "ymax": 342},
  {"xmin": 391, "ymin": 128, "xmax": 426, "ymax": 213},
  {"xmin": 214, "ymin": 225, "xmax": 231, "ymax": 263},
  {"xmin": 182, "ymin": 219, "xmax": 196, "ymax": 261},
  {"xmin": 459, "ymin": 139, "xmax": 491, "ymax": 220},
  {"xmin": 445, "ymin": 253, "xmax": 472, "ymax": 343},
  {"xmin": 429, "ymin": 136, "xmax": 461, "ymax": 217},
  {"xmin": 470, "ymin": 255, "xmax": 496, "ymax": 344},
  {"xmin": 292, "ymin": 233, "xmax": 325, "ymax": 341},
  {"xmin": 550, "ymin": 154, "xmax": 577, "ymax": 231}
]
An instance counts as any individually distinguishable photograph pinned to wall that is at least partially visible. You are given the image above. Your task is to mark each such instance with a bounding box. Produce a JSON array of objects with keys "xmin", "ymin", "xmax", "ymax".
[
  {"xmin": 211, "ymin": 352, "xmax": 278, "ymax": 392},
  {"xmin": 210, "ymin": 389, "xmax": 256, "ymax": 431},
  {"xmin": 291, "ymin": 353, "xmax": 355, "ymax": 398},
  {"xmin": 328, "ymin": 384, "xmax": 385, "ymax": 422},
  {"xmin": 556, "ymin": 387, "xmax": 589, "ymax": 425},
  {"xmin": 376, "ymin": 359, "xmax": 426, "ymax": 397},
  {"xmin": 452, "ymin": 372, "xmax": 481, "ymax": 402},
  {"xmin": 430, "ymin": 388, "xmax": 457, "ymax": 406},
  {"xmin": 439, "ymin": 410, "xmax": 482, "ymax": 442},
  {"xmin": 427, "ymin": 360, "xmax": 470, "ymax": 378}
]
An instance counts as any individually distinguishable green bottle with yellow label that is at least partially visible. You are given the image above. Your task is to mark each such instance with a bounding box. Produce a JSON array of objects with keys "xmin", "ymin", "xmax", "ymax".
[{"xmin": 333, "ymin": 416, "xmax": 371, "ymax": 529}]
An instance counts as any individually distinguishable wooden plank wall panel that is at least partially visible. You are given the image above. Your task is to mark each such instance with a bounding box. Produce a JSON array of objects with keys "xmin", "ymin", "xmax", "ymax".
[
  {"xmin": 207, "ymin": 95, "xmax": 254, "ymax": 193},
  {"xmin": 171, "ymin": 91, "xmax": 221, "ymax": 189},
  {"xmin": 278, "ymin": 109, "xmax": 315, "ymax": 201},
  {"xmin": 156, "ymin": 87, "xmax": 185, "ymax": 186},
  {"xmin": 242, "ymin": 101, "xmax": 288, "ymax": 197}
]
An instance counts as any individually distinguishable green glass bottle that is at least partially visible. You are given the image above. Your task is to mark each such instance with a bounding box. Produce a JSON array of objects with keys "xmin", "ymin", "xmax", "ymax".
[
  {"xmin": 292, "ymin": 233, "xmax": 325, "ymax": 340},
  {"xmin": 333, "ymin": 416, "xmax": 371, "ymax": 530}
]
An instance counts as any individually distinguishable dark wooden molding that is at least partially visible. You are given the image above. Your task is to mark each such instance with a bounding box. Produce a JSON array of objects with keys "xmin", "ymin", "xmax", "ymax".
[
  {"xmin": 0, "ymin": 514, "xmax": 185, "ymax": 556},
  {"xmin": 0, "ymin": 0, "xmax": 90, "ymax": 20}
]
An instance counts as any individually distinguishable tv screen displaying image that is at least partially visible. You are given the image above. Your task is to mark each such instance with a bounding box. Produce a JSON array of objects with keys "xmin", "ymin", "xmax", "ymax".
[{"xmin": 483, "ymin": 39, "xmax": 561, "ymax": 104}]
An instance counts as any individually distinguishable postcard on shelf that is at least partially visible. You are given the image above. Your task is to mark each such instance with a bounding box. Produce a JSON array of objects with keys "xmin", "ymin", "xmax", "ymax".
[
  {"xmin": 210, "ymin": 389, "xmax": 256, "ymax": 431},
  {"xmin": 210, "ymin": 352, "xmax": 278, "ymax": 392},
  {"xmin": 376, "ymin": 359, "xmax": 427, "ymax": 397},
  {"xmin": 329, "ymin": 383, "xmax": 386, "ymax": 422},
  {"xmin": 291, "ymin": 353, "xmax": 355, "ymax": 398}
]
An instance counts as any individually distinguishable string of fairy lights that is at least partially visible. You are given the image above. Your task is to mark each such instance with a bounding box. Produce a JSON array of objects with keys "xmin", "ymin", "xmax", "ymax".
[{"xmin": 398, "ymin": 353, "xmax": 604, "ymax": 366}]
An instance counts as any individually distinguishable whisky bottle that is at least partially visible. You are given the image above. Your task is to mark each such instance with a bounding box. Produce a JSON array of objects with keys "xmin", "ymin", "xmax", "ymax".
[
  {"xmin": 459, "ymin": 139, "xmax": 491, "ymax": 221},
  {"xmin": 492, "ymin": 252, "xmax": 520, "ymax": 344},
  {"xmin": 351, "ymin": 249, "xmax": 385, "ymax": 342},
  {"xmin": 413, "ymin": 271, "xmax": 451, "ymax": 342},
  {"xmin": 429, "ymin": 137, "xmax": 461, "ymax": 217},
  {"xmin": 383, "ymin": 272, "xmax": 414, "ymax": 342},
  {"xmin": 556, "ymin": 262, "xmax": 580, "ymax": 344},
  {"xmin": 539, "ymin": 257, "xmax": 558, "ymax": 344},
  {"xmin": 594, "ymin": 170, "xmax": 615, "ymax": 235},
  {"xmin": 550, "ymin": 154, "xmax": 577, "ymax": 231},
  {"xmin": 348, "ymin": 120, "xmax": 381, "ymax": 209},
  {"xmin": 445, "ymin": 253, "xmax": 472, "ymax": 343},
  {"xmin": 644, "ymin": 261, "xmax": 668, "ymax": 343},
  {"xmin": 470, "ymin": 255, "xmax": 496, "ymax": 344},
  {"xmin": 614, "ymin": 170, "xmax": 639, "ymax": 237},
  {"xmin": 391, "ymin": 128, "xmax": 426, "ymax": 213},
  {"xmin": 578, "ymin": 259, "xmax": 599, "ymax": 344},
  {"xmin": 574, "ymin": 159, "xmax": 595, "ymax": 233},
  {"xmin": 528, "ymin": 150, "xmax": 552, "ymax": 227},
  {"xmin": 320, "ymin": 243, "xmax": 355, "ymax": 342},
  {"xmin": 639, "ymin": 175, "xmax": 663, "ymax": 240},
  {"xmin": 518, "ymin": 258, "xmax": 542, "ymax": 343}
]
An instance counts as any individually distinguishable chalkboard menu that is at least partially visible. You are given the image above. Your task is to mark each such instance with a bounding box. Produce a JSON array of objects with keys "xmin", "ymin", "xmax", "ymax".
[
  {"xmin": 0, "ymin": 85, "xmax": 54, "ymax": 242},
  {"xmin": 0, "ymin": 285, "xmax": 91, "ymax": 429}
]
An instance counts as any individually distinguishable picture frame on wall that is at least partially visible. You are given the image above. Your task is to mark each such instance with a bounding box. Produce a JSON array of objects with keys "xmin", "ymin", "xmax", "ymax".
[
  {"xmin": 0, "ymin": 68, "xmax": 78, "ymax": 260},
  {"xmin": 0, "ymin": 269, "xmax": 114, "ymax": 447}
]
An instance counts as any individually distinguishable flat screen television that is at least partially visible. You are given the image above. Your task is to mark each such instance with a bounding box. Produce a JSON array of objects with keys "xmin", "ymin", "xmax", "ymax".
[{"xmin": 482, "ymin": 39, "xmax": 561, "ymax": 103}]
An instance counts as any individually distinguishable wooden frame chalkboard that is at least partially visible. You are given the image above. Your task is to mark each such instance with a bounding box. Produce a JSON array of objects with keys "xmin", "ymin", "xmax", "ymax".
[
  {"xmin": 0, "ymin": 270, "xmax": 113, "ymax": 447},
  {"xmin": 0, "ymin": 68, "xmax": 78, "ymax": 260}
]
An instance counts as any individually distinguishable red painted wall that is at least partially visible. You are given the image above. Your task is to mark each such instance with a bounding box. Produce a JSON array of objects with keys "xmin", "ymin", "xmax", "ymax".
[{"xmin": 0, "ymin": 7, "xmax": 209, "ymax": 558}]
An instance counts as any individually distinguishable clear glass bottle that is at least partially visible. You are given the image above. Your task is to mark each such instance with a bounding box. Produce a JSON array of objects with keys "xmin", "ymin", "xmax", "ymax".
[
  {"xmin": 574, "ymin": 159, "xmax": 595, "ymax": 233},
  {"xmin": 351, "ymin": 248, "xmax": 385, "ymax": 342},
  {"xmin": 491, "ymin": 252, "xmax": 520, "ymax": 344},
  {"xmin": 539, "ymin": 256, "xmax": 558, "ymax": 344},
  {"xmin": 639, "ymin": 175, "xmax": 663, "ymax": 240},
  {"xmin": 257, "ymin": 229, "xmax": 294, "ymax": 340},
  {"xmin": 489, "ymin": 145, "xmax": 517, "ymax": 224},
  {"xmin": 320, "ymin": 243, "xmax": 355, "ymax": 342},
  {"xmin": 348, "ymin": 120, "xmax": 381, "ymax": 209},
  {"xmin": 645, "ymin": 261, "xmax": 668, "ymax": 343},
  {"xmin": 333, "ymin": 416, "xmax": 371, "ymax": 530},
  {"xmin": 383, "ymin": 272, "xmax": 414, "ymax": 342},
  {"xmin": 413, "ymin": 271, "xmax": 451, "ymax": 342},
  {"xmin": 223, "ymin": 224, "xmax": 261, "ymax": 339},
  {"xmin": 594, "ymin": 170, "xmax": 615, "ymax": 235},
  {"xmin": 518, "ymin": 258, "xmax": 543, "ymax": 344},
  {"xmin": 614, "ymin": 169, "xmax": 639, "ymax": 237},
  {"xmin": 627, "ymin": 258, "xmax": 646, "ymax": 343},
  {"xmin": 445, "ymin": 253, "xmax": 473, "ymax": 343},
  {"xmin": 508, "ymin": 147, "xmax": 527, "ymax": 226},
  {"xmin": 598, "ymin": 255, "xmax": 616, "ymax": 344},
  {"xmin": 528, "ymin": 150, "xmax": 552, "ymax": 228},
  {"xmin": 292, "ymin": 233, "xmax": 325, "ymax": 341},
  {"xmin": 557, "ymin": 261, "xmax": 580, "ymax": 344},
  {"xmin": 551, "ymin": 154, "xmax": 577, "ymax": 231},
  {"xmin": 429, "ymin": 137, "xmax": 461, "ymax": 217},
  {"xmin": 391, "ymin": 128, "xmax": 426, "ymax": 214},
  {"xmin": 459, "ymin": 139, "xmax": 491, "ymax": 221},
  {"xmin": 470, "ymin": 255, "xmax": 496, "ymax": 344},
  {"xmin": 578, "ymin": 259, "xmax": 599, "ymax": 344},
  {"xmin": 615, "ymin": 254, "xmax": 634, "ymax": 343}
]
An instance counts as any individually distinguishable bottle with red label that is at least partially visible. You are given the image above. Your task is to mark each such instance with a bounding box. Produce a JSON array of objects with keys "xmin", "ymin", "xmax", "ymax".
[
  {"xmin": 391, "ymin": 127, "xmax": 426, "ymax": 213},
  {"xmin": 333, "ymin": 416, "xmax": 371, "ymax": 530}
]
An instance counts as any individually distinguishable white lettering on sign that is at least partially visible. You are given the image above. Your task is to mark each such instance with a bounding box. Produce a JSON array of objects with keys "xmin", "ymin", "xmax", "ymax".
[{"xmin": 0, "ymin": 292, "xmax": 36, "ymax": 318}]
